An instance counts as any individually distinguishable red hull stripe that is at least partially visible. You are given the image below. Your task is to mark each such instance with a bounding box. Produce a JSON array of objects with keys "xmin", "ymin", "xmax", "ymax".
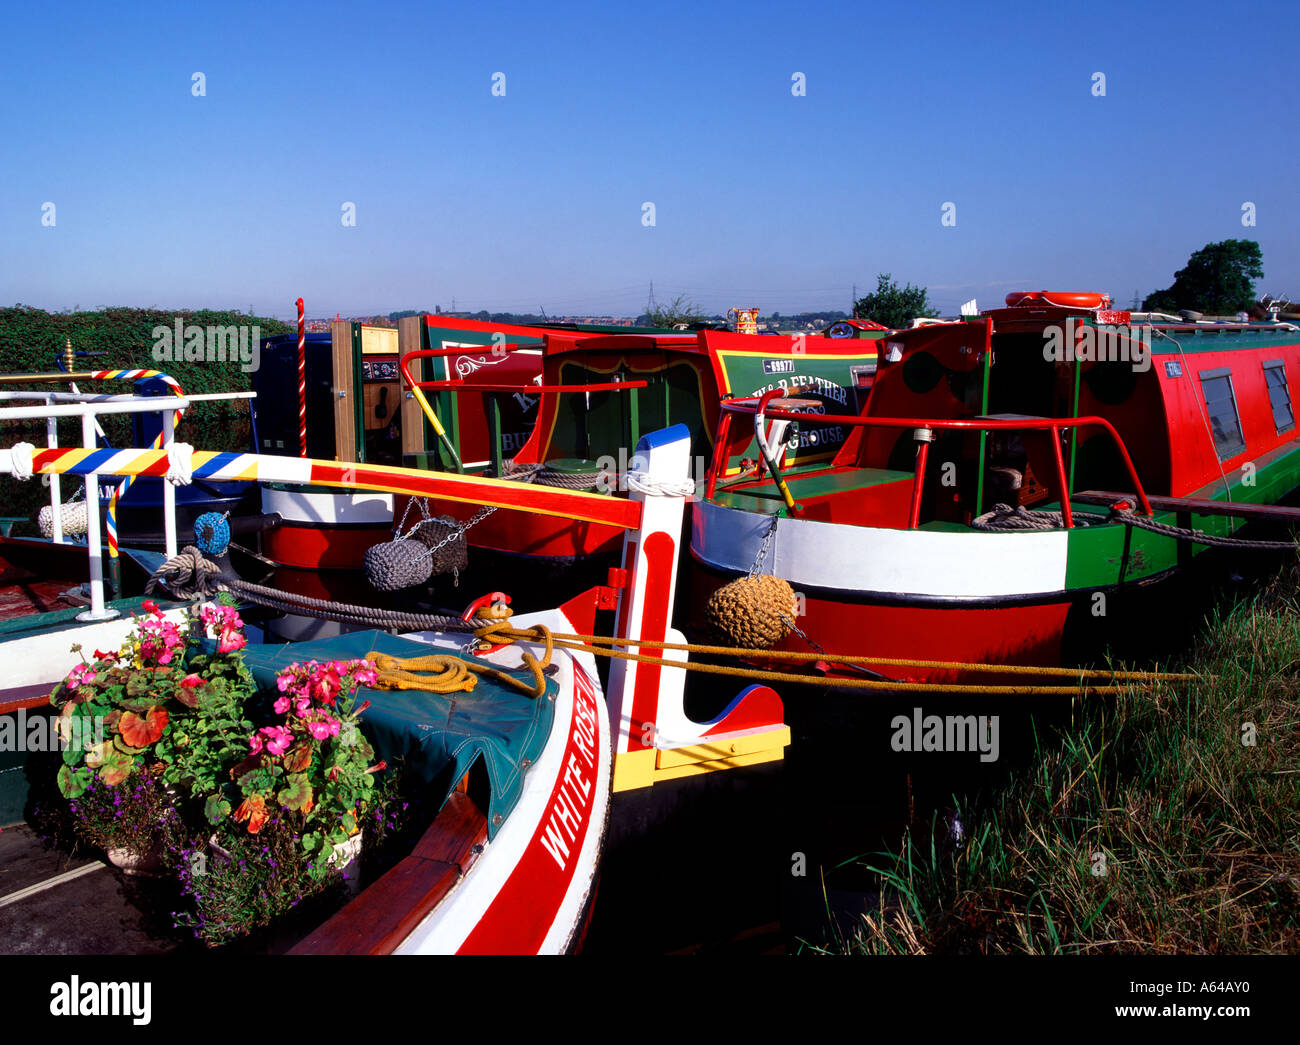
[
  {"xmin": 627, "ymin": 530, "xmax": 674, "ymax": 751},
  {"xmin": 303, "ymin": 461, "xmax": 640, "ymax": 529},
  {"xmin": 456, "ymin": 666, "xmax": 601, "ymax": 954}
]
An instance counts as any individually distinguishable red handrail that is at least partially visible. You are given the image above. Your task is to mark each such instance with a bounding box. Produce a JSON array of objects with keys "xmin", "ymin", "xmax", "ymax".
[
  {"xmin": 399, "ymin": 348, "xmax": 646, "ymax": 397},
  {"xmin": 711, "ymin": 397, "xmax": 1154, "ymax": 523},
  {"xmin": 408, "ymin": 380, "xmax": 649, "ymax": 395}
]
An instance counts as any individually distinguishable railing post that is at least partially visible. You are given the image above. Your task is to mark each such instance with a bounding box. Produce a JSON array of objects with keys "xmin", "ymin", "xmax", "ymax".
[
  {"xmin": 45, "ymin": 396, "xmax": 63, "ymax": 544},
  {"xmin": 908, "ymin": 427, "xmax": 933, "ymax": 529},
  {"xmin": 162, "ymin": 409, "xmax": 178, "ymax": 559},
  {"xmin": 77, "ymin": 412, "xmax": 118, "ymax": 622},
  {"xmin": 706, "ymin": 410, "xmax": 731, "ymax": 500},
  {"xmin": 1050, "ymin": 423, "xmax": 1074, "ymax": 528}
]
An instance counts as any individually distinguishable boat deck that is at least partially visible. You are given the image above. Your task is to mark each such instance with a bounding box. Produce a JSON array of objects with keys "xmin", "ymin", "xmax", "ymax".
[{"xmin": 0, "ymin": 558, "xmax": 81, "ymax": 622}]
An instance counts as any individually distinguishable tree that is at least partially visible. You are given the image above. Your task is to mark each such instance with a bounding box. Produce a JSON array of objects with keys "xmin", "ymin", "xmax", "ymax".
[
  {"xmin": 853, "ymin": 273, "xmax": 939, "ymax": 328},
  {"xmin": 641, "ymin": 294, "xmax": 704, "ymax": 329},
  {"xmin": 1142, "ymin": 240, "xmax": 1264, "ymax": 315}
]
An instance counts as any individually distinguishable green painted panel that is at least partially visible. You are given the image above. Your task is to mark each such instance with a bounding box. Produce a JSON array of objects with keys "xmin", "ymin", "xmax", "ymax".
[
  {"xmin": 716, "ymin": 348, "xmax": 875, "ymax": 470},
  {"xmin": 1061, "ymin": 444, "xmax": 1300, "ymax": 590}
]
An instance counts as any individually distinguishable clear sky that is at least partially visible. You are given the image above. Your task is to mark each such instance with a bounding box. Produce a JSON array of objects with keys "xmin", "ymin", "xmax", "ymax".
[{"xmin": 2, "ymin": 0, "xmax": 1296, "ymax": 320}]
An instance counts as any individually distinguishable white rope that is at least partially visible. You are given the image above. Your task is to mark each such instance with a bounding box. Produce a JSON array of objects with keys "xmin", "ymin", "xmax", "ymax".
[
  {"xmin": 165, "ymin": 442, "xmax": 194, "ymax": 485},
  {"xmin": 624, "ymin": 471, "xmax": 696, "ymax": 498},
  {"xmin": 9, "ymin": 442, "xmax": 34, "ymax": 481}
]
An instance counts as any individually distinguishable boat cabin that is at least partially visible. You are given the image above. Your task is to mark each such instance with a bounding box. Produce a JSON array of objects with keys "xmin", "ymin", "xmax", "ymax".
[{"xmin": 708, "ymin": 294, "xmax": 1300, "ymax": 530}]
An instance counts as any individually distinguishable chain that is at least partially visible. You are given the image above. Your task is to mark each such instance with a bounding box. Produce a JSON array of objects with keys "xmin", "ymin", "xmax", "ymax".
[
  {"xmin": 779, "ymin": 612, "xmax": 890, "ymax": 680},
  {"xmin": 394, "ymin": 494, "xmax": 433, "ymax": 540},
  {"xmin": 779, "ymin": 613, "xmax": 825, "ymax": 655},
  {"xmin": 747, "ymin": 515, "xmax": 780, "ymax": 578}
]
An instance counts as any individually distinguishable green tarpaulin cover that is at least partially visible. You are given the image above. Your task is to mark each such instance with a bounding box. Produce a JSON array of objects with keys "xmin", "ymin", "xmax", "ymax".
[{"xmin": 241, "ymin": 631, "xmax": 556, "ymax": 839}]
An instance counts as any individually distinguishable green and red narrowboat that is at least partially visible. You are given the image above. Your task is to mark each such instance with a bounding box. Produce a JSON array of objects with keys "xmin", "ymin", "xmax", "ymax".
[
  {"xmin": 253, "ymin": 316, "xmax": 662, "ymax": 598},
  {"xmin": 397, "ymin": 323, "xmax": 882, "ymax": 592},
  {"xmin": 690, "ymin": 292, "xmax": 1300, "ymax": 680}
]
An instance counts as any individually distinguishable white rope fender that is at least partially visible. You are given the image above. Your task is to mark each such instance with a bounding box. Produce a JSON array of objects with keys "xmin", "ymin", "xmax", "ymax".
[
  {"xmin": 8, "ymin": 442, "xmax": 34, "ymax": 481},
  {"xmin": 624, "ymin": 471, "xmax": 696, "ymax": 498},
  {"xmin": 165, "ymin": 442, "xmax": 194, "ymax": 485}
]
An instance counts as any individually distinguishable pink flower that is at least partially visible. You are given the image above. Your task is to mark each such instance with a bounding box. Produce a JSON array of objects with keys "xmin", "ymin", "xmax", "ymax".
[
  {"xmin": 65, "ymin": 663, "xmax": 96, "ymax": 691},
  {"xmin": 273, "ymin": 696, "xmax": 291, "ymax": 715},
  {"xmin": 305, "ymin": 714, "xmax": 340, "ymax": 741},
  {"xmin": 249, "ymin": 734, "xmax": 264, "ymax": 754},
  {"xmin": 293, "ymin": 695, "xmax": 311, "ymax": 717},
  {"xmin": 258, "ymin": 726, "xmax": 293, "ymax": 756},
  {"xmin": 180, "ymin": 674, "xmax": 205, "ymax": 690},
  {"xmin": 218, "ymin": 625, "xmax": 246, "ymax": 654}
]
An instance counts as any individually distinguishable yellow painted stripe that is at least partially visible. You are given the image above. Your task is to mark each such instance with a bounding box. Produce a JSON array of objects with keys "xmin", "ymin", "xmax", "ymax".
[
  {"xmin": 652, "ymin": 748, "xmax": 787, "ymax": 782},
  {"xmin": 611, "ymin": 749, "xmax": 657, "ymax": 792},
  {"xmin": 717, "ymin": 348, "xmax": 879, "ymax": 361},
  {"xmin": 655, "ymin": 727, "xmax": 791, "ymax": 769}
]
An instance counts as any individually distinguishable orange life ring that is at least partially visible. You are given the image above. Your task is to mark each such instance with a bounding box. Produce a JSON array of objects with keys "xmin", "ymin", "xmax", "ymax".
[{"xmin": 1005, "ymin": 291, "xmax": 1111, "ymax": 309}]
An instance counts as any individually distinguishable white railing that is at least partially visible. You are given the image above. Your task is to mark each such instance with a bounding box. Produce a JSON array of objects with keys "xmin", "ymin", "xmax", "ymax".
[{"xmin": 0, "ymin": 390, "xmax": 255, "ymax": 622}]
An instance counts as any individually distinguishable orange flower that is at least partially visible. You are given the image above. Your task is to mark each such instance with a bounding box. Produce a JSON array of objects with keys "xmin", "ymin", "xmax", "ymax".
[
  {"xmin": 118, "ymin": 706, "xmax": 169, "ymax": 748},
  {"xmin": 233, "ymin": 794, "xmax": 269, "ymax": 834}
]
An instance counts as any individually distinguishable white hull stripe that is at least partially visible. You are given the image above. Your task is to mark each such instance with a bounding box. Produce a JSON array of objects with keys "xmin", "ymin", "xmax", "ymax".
[
  {"xmin": 691, "ymin": 499, "xmax": 1069, "ymax": 599},
  {"xmin": 260, "ymin": 486, "xmax": 394, "ymax": 525}
]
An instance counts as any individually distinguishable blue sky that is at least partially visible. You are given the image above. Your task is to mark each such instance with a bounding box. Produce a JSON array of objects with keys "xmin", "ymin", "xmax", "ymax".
[{"xmin": 2, "ymin": 0, "xmax": 1296, "ymax": 320}]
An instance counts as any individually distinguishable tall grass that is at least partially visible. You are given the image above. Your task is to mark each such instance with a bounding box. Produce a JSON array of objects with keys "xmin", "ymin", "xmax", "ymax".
[{"xmin": 840, "ymin": 562, "xmax": 1300, "ymax": 954}]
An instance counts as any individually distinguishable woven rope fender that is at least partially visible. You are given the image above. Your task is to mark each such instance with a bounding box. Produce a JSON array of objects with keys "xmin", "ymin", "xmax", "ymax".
[
  {"xmin": 413, "ymin": 517, "xmax": 470, "ymax": 575},
  {"xmin": 364, "ymin": 516, "xmax": 469, "ymax": 591},
  {"xmin": 705, "ymin": 574, "xmax": 799, "ymax": 650},
  {"xmin": 38, "ymin": 502, "xmax": 89, "ymax": 539}
]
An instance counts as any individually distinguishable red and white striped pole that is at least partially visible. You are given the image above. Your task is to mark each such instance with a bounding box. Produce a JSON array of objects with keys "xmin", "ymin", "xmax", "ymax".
[{"xmin": 296, "ymin": 297, "xmax": 307, "ymax": 457}]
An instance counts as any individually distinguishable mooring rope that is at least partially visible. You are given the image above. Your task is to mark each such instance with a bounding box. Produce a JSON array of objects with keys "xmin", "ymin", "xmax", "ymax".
[
  {"xmin": 146, "ymin": 549, "xmax": 1211, "ymax": 695},
  {"xmin": 972, "ymin": 503, "xmax": 1110, "ymax": 530},
  {"xmin": 972, "ymin": 501, "xmax": 1300, "ymax": 551}
]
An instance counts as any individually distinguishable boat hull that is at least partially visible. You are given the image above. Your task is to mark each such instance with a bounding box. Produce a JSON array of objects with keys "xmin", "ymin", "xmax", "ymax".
[
  {"xmin": 396, "ymin": 610, "xmax": 611, "ymax": 954},
  {"xmin": 259, "ymin": 486, "xmax": 392, "ymax": 570}
]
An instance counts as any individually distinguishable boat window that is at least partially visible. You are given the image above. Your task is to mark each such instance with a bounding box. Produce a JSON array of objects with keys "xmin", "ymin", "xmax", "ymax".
[
  {"xmin": 1263, "ymin": 360, "xmax": 1294, "ymax": 434},
  {"xmin": 1198, "ymin": 368, "xmax": 1246, "ymax": 459}
]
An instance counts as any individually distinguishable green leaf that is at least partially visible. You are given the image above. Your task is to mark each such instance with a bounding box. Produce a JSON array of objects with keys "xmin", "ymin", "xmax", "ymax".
[
  {"xmin": 204, "ymin": 794, "xmax": 231, "ymax": 826},
  {"xmin": 277, "ymin": 774, "xmax": 314, "ymax": 812},
  {"xmin": 57, "ymin": 765, "xmax": 91, "ymax": 798}
]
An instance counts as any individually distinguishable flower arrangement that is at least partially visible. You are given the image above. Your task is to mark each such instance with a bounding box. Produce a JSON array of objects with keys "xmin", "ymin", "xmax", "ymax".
[
  {"xmin": 64, "ymin": 771, "xmax": 184, "ymax": 863},
  {"xmin": 211, "ymin": 658, "xmax": 387, "ymax": 881},
  {"xmin": 49, "ymin": 600, "xmax": 397, "ymax": 946},
  {"xmin": 52, "ymin": 600, "xmax": 255, "ymax": 832}
]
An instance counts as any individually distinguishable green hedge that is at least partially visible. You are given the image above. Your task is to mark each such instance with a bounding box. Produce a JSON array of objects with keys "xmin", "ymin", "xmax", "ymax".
[{"xmin": 0, "ymin": 305, "xmax": 292, "ymax": 530}]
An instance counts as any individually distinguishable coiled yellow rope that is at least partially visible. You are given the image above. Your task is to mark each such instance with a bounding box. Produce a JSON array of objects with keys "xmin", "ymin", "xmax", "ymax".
[{"xmin": 370, "ymin": 625, "xmax": 555, "ymax": 699}]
